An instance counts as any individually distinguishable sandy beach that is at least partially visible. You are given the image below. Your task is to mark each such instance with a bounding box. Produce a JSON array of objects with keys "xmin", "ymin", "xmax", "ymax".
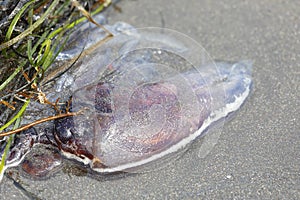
[{"xmin": 1, "ymin": 0, "xmax": 299, "ymax": 199}]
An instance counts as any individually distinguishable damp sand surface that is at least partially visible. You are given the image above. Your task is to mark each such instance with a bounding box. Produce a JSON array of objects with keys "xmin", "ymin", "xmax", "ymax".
[{"xmin": 1, "ymin": 0, "xmax": 299, "ymax": 199}]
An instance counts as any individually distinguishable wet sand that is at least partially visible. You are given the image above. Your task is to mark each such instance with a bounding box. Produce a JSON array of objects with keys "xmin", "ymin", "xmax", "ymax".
[{"xmin": 1, "ymin": 0, "xmax": 299, "ymax": 199}]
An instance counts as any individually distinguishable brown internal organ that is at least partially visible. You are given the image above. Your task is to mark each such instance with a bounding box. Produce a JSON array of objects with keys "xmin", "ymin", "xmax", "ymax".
[{"xmin": 95, "ymin": 82, "xmax": 183, "ymax": 154}]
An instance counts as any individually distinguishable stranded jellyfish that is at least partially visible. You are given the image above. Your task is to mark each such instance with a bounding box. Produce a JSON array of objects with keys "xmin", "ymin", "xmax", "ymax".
[{"xmin": 1, "ymin": 22, "xmax": 252, "ymax": 178}]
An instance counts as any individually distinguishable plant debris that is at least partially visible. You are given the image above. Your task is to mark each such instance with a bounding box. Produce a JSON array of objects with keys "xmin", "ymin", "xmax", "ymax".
[{"xmin": 0, "ymin": 0, "xmax": 112, "ymax": 181}]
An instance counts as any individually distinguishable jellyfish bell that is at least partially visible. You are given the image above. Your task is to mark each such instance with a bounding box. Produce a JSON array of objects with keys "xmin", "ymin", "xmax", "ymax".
[{"xmin": 53, "ymin": 27, "xmax": 251, "ymax": 173}]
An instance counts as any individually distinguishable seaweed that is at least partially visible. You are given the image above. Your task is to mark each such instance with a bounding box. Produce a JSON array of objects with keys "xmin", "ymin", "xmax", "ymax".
[{"xmin": 0, "ymin": 0, "xmax": 112, "ymax": 181}]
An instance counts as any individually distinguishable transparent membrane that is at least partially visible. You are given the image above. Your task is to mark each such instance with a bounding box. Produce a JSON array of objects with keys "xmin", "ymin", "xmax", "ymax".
[{"xmin": 70, "ymin": 27, "xmax": 226, "ymax": 173}]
